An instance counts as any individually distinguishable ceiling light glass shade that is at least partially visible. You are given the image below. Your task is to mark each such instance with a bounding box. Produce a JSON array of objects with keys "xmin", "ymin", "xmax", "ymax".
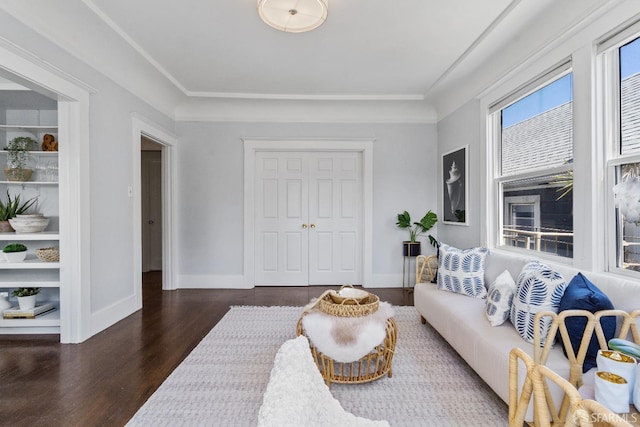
[{"xmin": 258, "ymin": 0, "xmax": 328, "ymax": 33}]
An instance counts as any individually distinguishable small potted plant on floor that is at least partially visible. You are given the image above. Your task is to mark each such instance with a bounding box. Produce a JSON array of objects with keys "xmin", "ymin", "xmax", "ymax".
[
  {"xmin": 11, "ymin": 287, "xmax": 40, "ymax": 310},
  {"xmin": 4, "ymin": 136, "xmax": 36, "ymax": 181},
  {"xmin": 0, "ymin": 190, "xmax": 38, "ymax": 232},
  {"xmin": 3, "ymin": 243, "xmax": 28, "ymax": 262},
  {"xmin": 396, "ymin": 210, "xmax": 438, "ymax": 256}
]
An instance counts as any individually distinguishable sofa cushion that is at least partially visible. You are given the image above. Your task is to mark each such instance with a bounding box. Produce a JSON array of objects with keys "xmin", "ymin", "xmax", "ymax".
[
  {"xmin": 510, "ymin": 261, "xmax": 568, "ymax": 344},
  {"xmin": 558, "ymin": 273, "xmax": 615, "ymax": 372},
  {"xmin": 437, "ymin": 244, "xmax": 488, "ymax": 298},
  {"xmin": 485, "ymin": 270, "xmax": 516, "ymax": 326}
]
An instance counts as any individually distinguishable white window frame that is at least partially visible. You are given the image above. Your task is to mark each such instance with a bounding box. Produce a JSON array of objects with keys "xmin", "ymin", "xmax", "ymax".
[
  {"xmin": 599, "ymin": 20, "xmax": 640, "ymax": 276},
  {"xmin": 489, "ymin": 62, "xmax": 574, "ymax": 259}
]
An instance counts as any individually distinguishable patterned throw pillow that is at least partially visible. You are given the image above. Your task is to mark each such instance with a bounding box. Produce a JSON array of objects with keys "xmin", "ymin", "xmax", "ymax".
[
  {"xmin": 436, "ymin": 244, "xmax": 488, "ymax": 298},
  {"xmin": 485, "ymin": 270, "xmax": 516, "ymax": 326},
  {"xmin": 510, "ymin": 261, "xmax": 568, "ymax": 344}
]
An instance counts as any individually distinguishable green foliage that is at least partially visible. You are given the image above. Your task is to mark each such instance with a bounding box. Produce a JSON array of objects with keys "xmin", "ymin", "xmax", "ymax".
[
  {"xmin": 0, "ymin": 190, "xmax": 38, "ymax": 221},
  {"xmin": 3, "ymin": 243, "xmax": 27, "ymax": 253},
  {"xmin": 555, "ymin": 170, "xmax": 573, "ymax": 201},
  {"xmin": 395, "ymin": 210, "xmax": 438, "ymax": 243},
  {"xmin": 6, "ymin": 136, "xmax": 35, "ymax": 169},
  {"xmin": 11, "ymin": 287, "xmax": 40, "ymax": 297}
]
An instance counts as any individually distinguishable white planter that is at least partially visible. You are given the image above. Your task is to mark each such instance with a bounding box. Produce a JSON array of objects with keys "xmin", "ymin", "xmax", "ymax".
[
  {"xmin": 3, "ymin": 251, "xmax": 26, "ymax": 262},
  {"xmin": 17, "ymin": 295, "xmax": 36, "ymax": 310}
]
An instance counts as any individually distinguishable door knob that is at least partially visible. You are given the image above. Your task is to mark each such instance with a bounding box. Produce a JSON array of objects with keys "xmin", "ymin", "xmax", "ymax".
[
  {"xmin": 310, "ymin": 224, "xmax": 316, "ymax": 228},
  {"xmin": 302, "ymin": 224, "xmax": 307, "ymax": 228},
  {"xmin": 148, "ymin": 220, "xmax": 154, "ymax": 225}
]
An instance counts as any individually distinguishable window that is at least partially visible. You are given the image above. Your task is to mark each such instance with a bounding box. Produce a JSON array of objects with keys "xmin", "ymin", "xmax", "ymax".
[
  {"xmin": 605, "ymin": 33, "xmax": 640, "ymax": 272},
  {"xmin": 620, "ymin": 37, "xmax": 640, "ymax": 154},
  {"xmin": 491, "ymin": 66, "xmax": 574, "ymax": 257}
]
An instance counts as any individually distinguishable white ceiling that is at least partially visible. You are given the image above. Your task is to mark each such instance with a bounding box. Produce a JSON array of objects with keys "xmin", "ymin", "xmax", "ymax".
[
  {"xmin": 0, "ymin": 0, "xmax": 617, "ymax": 121},
  {"xmin": 86, "ymin": 0, "xmax": 534, "ymax": 100}
]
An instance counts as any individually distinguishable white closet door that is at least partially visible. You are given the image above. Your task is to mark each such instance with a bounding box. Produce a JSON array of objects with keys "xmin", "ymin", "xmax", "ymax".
[
  {"xmin": 254, "ymin": 151, "xmax": 362, "ymax": 286},
  {"xmin": 255, "ymin": 153, "xmax": 309, "ymax": 286},
  {"xmin": 308, "ymin": 153, "xmax": 361, "ymax": 285},
  {"xmin": 142, "ymin": 151, "xmax": 163, "ymax": 272}
]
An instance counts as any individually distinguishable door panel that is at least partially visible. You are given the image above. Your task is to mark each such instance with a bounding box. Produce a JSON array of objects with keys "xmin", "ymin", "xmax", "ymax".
[
  {"xmin": 255, "ymin": 151, "xmax": 362, "ymax": 286},
  {"xmin": 308, "ymin": 152, "xmax": 361, "ymax": 285},
  {"xmin": 255, "ymin": 153, "xmax": 309, "ymax": 285},
  {"xmin": 141, "ymin": 151, "xmax": 162, "ymax": 272}
]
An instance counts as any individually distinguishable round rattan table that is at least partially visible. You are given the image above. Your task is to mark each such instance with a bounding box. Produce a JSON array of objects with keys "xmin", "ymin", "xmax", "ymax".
[{"xmin": 296, "ymin": 289, "xmax": 397, "ymax": 388}]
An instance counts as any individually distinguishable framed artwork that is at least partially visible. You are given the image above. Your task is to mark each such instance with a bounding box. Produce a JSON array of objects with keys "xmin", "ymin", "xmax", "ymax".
[{"xmin": 442, "ymin": 145, "xmax": 468, "ymax": 225}]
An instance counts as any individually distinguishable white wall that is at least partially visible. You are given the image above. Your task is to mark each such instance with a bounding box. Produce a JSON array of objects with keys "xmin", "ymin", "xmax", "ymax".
[
  {"xmin": 0, "ymin": 10, "xmax": 176, "ymax": 340},
  {"xmin": 436, "ymin": 99, "xmax": 482, "ymax": 249},
  {"xmin": 175, "ymin": 121, "xmax": 438, "ymax": 288}
]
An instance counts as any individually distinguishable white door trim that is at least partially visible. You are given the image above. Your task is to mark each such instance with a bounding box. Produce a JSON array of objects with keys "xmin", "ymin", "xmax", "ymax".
[
  {"xmin": 132, "ymin": 114, "xmax": 178, "ymax": 295},
  {"xmin": 0, "ymin": 40, "xmax": 92, "ymax": 343},
  {"xmin": 243, "ymin": 138, "xmax": 374, "ymax": 288}
]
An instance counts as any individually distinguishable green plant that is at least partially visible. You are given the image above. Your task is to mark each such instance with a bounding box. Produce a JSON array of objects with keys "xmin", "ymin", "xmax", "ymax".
[
  {"xmin": 396, "ymin": 210, "xmax": 438, "ymax": 246},
  {"xmin": 0, "ymin": 190, "xmax": 38, "ymax": 221},
  {"xmin": 11, "ymin": 287, "xmax": 40, "ymax": 297},
  {"xmin": 3, "ymin": 243, "xmax": 27, "ymax": 253},
  {"xmin": 6, "ymin": 136, "xmax": 35, "ymax": 169}
]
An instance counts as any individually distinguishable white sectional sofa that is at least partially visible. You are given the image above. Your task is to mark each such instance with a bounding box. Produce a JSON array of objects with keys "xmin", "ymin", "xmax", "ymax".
[{"xmin": 413, "ymin": 249, "xmax": 640, "ymax": 413}]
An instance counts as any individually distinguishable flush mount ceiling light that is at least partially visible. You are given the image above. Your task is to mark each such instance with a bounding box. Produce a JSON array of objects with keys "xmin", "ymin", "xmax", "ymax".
[{"xmin": 258, "ymin": 0, "xmax": 328, "ymax": 33}]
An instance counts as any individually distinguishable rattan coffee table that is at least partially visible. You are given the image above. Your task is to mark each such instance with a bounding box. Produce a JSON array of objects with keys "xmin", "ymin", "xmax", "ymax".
[{"xmin": 296, "ymin": 289, "xmax": 397, "ymax": 387}]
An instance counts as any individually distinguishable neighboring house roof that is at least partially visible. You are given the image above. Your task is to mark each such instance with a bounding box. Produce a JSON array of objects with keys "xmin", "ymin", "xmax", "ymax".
[
  {"xmin": 501, "ymin": 72, "xmax": 640, "ymax": 176},
  {"xmin": 622, "ymin": 72, "xmax": 640, "ymax": 152},
  {"xmin": 501, "ymin": 102, "xmax": 573, "ymax": 176}
]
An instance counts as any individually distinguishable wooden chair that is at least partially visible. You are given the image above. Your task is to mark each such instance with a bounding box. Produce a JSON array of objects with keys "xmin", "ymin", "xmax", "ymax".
[
  {"xmin": 415, "ymin": 254, "xmax": 437, "ymax": 284},
  {"xmin": 533, "ymin": 310, "xmax": 640, "ymax": 421},
  {"xmin": 509, "ymin": 348, "xmax": 634, "ymax": 427},
  {"xmin": 534, "ymin": 309, "xmax": 640, "ymax": 381},
  {"xmin": 568, "ymin": 400, "xmax": 634, "ymax": 427},
  {"xmin": 532, "ymin": 363, "xmax": 586, "ymax": 426},
  {"xmin": 509, "ymin": 347, "xmax": 537, "ymax": 426}
]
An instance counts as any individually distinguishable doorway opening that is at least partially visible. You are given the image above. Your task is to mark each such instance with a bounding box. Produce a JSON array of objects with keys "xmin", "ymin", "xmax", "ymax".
[
  {"xmin": 141, "ymin": 137, "xmax": 163, "ymax": 293},
  {"xmin": 132, "ymin": 116, "xmax": 176, "ymax": 307}
]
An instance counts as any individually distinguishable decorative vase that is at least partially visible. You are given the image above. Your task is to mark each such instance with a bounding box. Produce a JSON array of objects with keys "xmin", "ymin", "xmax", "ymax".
[
  {"xmin": 0, "ymin": 220, "xmax": 13, "ymax": 233},
  {"xmin": 17, "ymin": 295, "xmax": 37, "ymax": 310},
  {"xmin": 403, "ymin": 241, "xmax": 421, "ymax": 256},
  {"xmin": 3, "ymin": 251, "xmax": 27, "ymax": 262}
]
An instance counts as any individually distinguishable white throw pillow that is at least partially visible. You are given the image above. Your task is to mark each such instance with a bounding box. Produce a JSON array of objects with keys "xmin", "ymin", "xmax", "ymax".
[
  {"xmin": 436, "ymin": 243, "xmax": 488, "ymax": 298},
  {"xmin": 510, "ymin": 261, "xmax": 567, "ymax": 344},
  {"xmin": 485, "ymin": 269, "xmax": 516, "ymax": 326}
]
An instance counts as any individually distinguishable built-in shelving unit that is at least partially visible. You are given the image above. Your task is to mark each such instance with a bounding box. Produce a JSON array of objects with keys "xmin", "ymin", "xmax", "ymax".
[{"xmin": 0, "ymin": 89, "xmax": 60, "ymax": 334}]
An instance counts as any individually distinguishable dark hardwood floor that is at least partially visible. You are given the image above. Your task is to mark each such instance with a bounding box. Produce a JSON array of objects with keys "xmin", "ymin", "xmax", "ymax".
[{"xmin": 0, "ymin": 273, "xmax": 413, "ymax": 426}]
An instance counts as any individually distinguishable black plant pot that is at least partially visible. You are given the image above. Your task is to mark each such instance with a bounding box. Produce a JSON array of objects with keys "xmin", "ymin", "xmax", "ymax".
[{"xmin": 403, "ymin": 241, "xmax": 421, "ymax": 256}]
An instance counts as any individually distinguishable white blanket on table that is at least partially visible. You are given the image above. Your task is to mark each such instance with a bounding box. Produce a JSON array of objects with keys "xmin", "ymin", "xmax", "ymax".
[{"xmin": 301, "ymin": 301, "xmax": 394, "ymax": 363}]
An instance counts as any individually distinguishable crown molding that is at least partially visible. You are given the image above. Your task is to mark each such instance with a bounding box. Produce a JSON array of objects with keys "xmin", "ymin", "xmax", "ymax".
[{"xmin": 175, "ymin": 97, "xmax": 437, "ymax": 124}]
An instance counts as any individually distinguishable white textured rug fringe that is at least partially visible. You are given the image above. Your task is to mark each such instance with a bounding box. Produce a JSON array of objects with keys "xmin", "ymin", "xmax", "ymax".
[{"xmin": 127, "ymin": 306, "xmax": 507, "ymax": 426}]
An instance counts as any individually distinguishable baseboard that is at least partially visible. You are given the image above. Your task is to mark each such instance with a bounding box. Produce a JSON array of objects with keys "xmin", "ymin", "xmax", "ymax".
[
  {"xmin": 364, "ymin": 274, "xmax": 403, "ymax": 288},
  {"xmin": 89, "ymin": 294, "xmax": 140, "ymax": 340},
  {"xmin": 176, "ymin": 274, "xmax": 251, "ymax": 289},
  {"xmin": 174, "ymin": 274, "xmax": 404, "ymax": 289}
]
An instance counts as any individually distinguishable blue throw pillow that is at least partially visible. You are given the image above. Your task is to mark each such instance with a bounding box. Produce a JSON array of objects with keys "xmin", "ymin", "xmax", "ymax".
[
  {"xmin": 436, "ymin": 243, "xmax": 488, "ymax": 298},
  {"xmin": 558, "ymin": 273, "xmax": 615, "ymax": 372},
  {"xmin": 510, "ymin": 261, "xmax": 567, "ymax": 344}
]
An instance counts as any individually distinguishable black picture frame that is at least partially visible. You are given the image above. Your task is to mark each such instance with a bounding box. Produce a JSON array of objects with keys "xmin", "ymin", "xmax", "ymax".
[{"xmin": 442, "ymin": 145, "xmax": 468, "ymax": 225}]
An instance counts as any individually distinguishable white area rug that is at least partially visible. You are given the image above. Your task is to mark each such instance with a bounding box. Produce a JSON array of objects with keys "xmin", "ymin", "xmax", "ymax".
[{"xmin": 127, "ymin": 306, "xmax": 508, "ymax": 426}]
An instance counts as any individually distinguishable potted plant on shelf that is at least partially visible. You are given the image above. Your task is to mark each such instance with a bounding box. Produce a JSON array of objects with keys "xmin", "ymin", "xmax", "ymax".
[
  {"xmin": 11, "ymin": 287, "xmax": 40, "ymax": 310},
  {"xmin": 3, "ymin": 243, "xmax": 27, "ymax": 262},
  {"xmin": 0, "ymin": 190, "xmax": 38, "ymax": 232},
  {"xmin": 4, "ymin": 136, "xmax": 36, "ymax": 182},
  {"xmin": 396, "ymin": 210, "xmax": 438, "ymax": 256}
]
